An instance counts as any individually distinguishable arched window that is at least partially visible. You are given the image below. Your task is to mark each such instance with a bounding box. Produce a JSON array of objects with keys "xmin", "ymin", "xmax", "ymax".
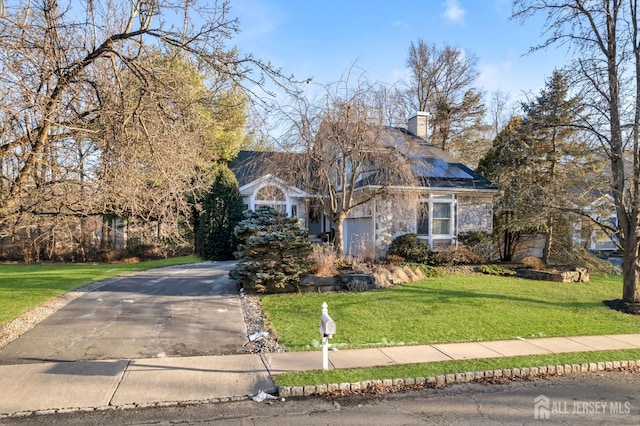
[
  {"xmin": 256, "ymin": 185, "xmax": 286, "ymax": 201},
  {"xmin": 254, "ymin": 185, "xmax": 287, "ymax": 214}
]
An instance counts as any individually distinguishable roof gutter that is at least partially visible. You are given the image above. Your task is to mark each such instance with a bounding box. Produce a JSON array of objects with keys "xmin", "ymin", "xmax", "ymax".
[{"xmin": 350, "ymin": 184, "xmax": 499, "ymax": 195}]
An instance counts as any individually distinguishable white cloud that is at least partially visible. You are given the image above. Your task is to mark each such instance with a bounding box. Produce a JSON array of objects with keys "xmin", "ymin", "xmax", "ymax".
[
  {"xmin": 443, "ymin": 0, "xmax": 466, "ymax": 24},
  {"xmin": 388, "ymin": 67, "xmax": 411, "ymax": 85},
  {"xmin": 391, "ymin": 20, "xmax": 409, "ymax": 30},
  {"xmin": 478, "ymin": 60, "xmax": 513, "ymax": 94}
]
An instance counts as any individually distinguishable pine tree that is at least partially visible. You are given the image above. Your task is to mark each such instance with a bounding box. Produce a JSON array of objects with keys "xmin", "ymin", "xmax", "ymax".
[
  {"xmin": 477, "ymin": 117, "xmax": 528, "ymax": 261},
  {"xmin": 230, "ymin": 206, "xmax": 313, "ymax": 293},
  {"xmin": 197, "ymin": 165, "xmax": 245, "ymax": 260},
  {"xmin": 519, "ymin": 71, "xmax": 585, "ymax": 263},
  {"xmin": 478, "ymin": 71, "xmax": 592, "ymax": 263}
]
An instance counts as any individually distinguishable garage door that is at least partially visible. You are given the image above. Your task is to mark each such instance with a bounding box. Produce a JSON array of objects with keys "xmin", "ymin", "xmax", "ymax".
[{"xmin": 344, "ymin": 218, "xmax": 374, "ymax": 259}]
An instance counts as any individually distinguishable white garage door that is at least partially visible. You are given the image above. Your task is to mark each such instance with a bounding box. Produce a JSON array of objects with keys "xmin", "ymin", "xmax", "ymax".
[{"xmin": 344, "ymin": 218, "xmax": 374, "ymax": 259}]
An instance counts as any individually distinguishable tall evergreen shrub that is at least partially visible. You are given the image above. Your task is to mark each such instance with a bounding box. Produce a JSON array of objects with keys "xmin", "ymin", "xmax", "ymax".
[{"xmin": 197, "ymin": 165, "xmax": 245, "ymax": 260}]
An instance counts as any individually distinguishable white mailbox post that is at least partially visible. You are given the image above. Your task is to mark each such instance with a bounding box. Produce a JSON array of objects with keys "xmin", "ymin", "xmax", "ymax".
[{"xmin": 319, "ymin": 302, "xmax": 336, "ymax": 370}]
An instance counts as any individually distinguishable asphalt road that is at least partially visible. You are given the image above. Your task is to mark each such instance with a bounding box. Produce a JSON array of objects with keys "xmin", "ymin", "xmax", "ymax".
[
  {"xmin": 2, "ymin": 370, "xmax": 639, "ymax": 425},
  {"xmin": 0, "ymin": 261, "xmax": 247, "ymax": 364}
]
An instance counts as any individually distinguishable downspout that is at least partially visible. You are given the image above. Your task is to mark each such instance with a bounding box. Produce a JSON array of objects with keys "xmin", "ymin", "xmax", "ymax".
[
  {"xmin": 373, "ymin": 197, "xmax": 377, "ymax": 259},
  {"xmin": 454, "ymin": 196, "xmax": 459, "ymax": 248}
]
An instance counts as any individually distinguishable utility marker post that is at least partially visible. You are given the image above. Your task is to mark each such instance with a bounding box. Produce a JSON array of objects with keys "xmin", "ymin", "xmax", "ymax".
[{"xmin": 319, "ymin": 301, "xmax": 336, "ymax": 371}]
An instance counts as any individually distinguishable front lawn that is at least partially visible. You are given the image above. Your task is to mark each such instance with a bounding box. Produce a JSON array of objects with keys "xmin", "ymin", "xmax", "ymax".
[
  {"xmin": 0, "ymin": 256, "xmax": 200, "ymax": 325},
  {"xmin": 261, "ymin": 274, "xmax": 639, "ymax": 351}
]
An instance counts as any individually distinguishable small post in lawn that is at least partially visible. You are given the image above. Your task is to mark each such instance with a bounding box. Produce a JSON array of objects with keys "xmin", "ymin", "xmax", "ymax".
[{"xmin": 319, "ymin": 301, "xmax": 336, "ymax": 370}]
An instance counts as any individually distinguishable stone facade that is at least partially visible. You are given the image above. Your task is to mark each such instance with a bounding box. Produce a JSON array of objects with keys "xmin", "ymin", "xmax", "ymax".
[
  {"xmin": 373, "ymin": 195, "xmax": 416, "ymax": 258},
  {"xmin": 370, "ymin": 193, "xmax": 494, "ymax": 258},
  {"xmin": 457, "ymin": 195, "xmax": 494, "ymax": 235}
]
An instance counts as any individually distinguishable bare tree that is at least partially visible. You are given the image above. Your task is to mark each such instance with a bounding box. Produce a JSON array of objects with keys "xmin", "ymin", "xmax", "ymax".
[
  {"xmin": 488, "ymin": 90, "xmax": 513, "ymax": 139},
  {"xmin": 513, "ymin": 0, "xmax": 640, "ymax": 303},
  {"xmin": 277, "ymin": 75, "xmax": 421, "ymax": 258},
  {"xmin": 405, "ymin": 40, "xmax": 486, "ymax": 158},
  {"xmin": 0, "ymin": 0, "xmax": 292, "ymax": 259},
  {"xmin": 95, "ymin": 52, "xmax": 248, "ymax": 246}
]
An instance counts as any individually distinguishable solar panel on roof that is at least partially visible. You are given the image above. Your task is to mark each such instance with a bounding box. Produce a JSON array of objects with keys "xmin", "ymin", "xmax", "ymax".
[{"xmin": 412, "ymin": 158, "xmax": 473, "ymax": 179}]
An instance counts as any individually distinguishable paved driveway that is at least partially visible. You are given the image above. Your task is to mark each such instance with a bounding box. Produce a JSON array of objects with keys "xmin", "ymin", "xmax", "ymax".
[{"xmin": 0, "ymin": 261, "xmax": 248, "ymax": 364}]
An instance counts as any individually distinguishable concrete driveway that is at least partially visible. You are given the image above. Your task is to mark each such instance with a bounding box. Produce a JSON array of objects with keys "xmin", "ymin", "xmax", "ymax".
[{"xmin": 0, "ymin": 261, "xmax": 248, "ymax": 364}]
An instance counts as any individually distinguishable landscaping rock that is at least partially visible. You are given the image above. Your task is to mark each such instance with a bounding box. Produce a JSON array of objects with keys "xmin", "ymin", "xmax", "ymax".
[
  {"xmin": 299, "ymin": 275, "xmax": 339, "ymax": 293},
  {"xmin": 337, "ymin": 273, "xmax": 376, "ymax": 291},
  {"xmin": 515, "ymin": 267, "xmax": 589, "ymax": 282}
]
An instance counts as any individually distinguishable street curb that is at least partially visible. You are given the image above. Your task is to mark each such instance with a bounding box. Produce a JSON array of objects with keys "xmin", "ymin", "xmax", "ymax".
[
  {"xmin": 2, "ymin": 359, "xmax": 639, "ymax": 419},
  {"xmin": 276, "ymin": 359, "xmax": 640, "ymax": 398},
  {"xmin": 0, "ymin": 395, "xmax": 250, "ymax": 420}
]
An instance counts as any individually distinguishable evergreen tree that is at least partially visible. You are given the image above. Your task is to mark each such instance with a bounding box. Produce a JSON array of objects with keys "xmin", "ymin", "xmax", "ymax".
[
  {"xmin": 519, "ymin": 71, "xmax": 585, "ymax": 263},
  {"xmin": 230, "ymin": 206, "xmax": 313, "ymax": 293},
  {"xmin": 196, "ymin": 165, "xmax": 245, "ymax": 260},
  {"xmin": 477, "ymin": 117, "xmax": 528, "ymax": 261},
  {"xmin": 478, "ymin": 71, "xmax": 592, "ymax": 262}
]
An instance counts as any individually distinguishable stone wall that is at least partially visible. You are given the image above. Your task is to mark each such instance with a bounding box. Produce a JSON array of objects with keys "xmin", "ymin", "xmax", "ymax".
[
  {"xmin": 457, "ymin": 195, "xmax": 493, "ymax": 234},
  {"xmin": 374, "ymin": 194, "xmax": 416, "ymax": 258}
]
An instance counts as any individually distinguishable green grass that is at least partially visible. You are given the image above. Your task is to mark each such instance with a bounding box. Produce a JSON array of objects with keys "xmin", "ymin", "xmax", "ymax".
[
  {"xmin": 274, "ymin": 349, "xmax": 640, "ymax": 387},
  {"xmin": 0, "ymin": 256, "xmax": 200, "ymax": 325},
  {"xmin": 261, "ymin": 274, "xmax": 639, "ymax": 351}
]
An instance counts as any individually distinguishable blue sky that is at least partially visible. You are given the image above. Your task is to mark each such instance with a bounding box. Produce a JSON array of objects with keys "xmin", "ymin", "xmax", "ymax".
[{"xmin": 230, "ymin": 0, "xmax": 567, "ymax": 105}]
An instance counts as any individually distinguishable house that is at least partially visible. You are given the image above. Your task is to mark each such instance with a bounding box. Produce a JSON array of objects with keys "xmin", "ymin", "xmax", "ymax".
[
  {"xmin": 572, "ymin": 193, "xmax": 620, "ymax": 253},
  {"xmin": 231, "ymin": 112, "xmax": 498, "ymax": 259},
  {"xmin": 231, "ymin": 150, "xmax": 332, "ymax": 241}
]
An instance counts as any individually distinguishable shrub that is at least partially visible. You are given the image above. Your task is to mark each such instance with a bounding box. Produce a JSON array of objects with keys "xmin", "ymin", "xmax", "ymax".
[
  {"xmin": 309, "ymin": 243, "xmax": 337, "ymax": 277},
  {"xmin": 431, "ymin": 245, "xmax": 481, "ymax": 265},
  {"xmin": 478, "ymin": 264, "xmax": 516, "ymax": 276},
  {"xmin": 457, "ymin": 231, "xmax": 494, "ymax": 262},
  {"xmin": 127, "ymin": 243, "xmax": 165, "ymax": 259},
  {"xmin": 197, "ymin": 165, "xmax": 245, "ymax": 261},
  {"xmin": 386, "ymin": 233, "xmax": 431, "ymax": 263},
  {"xmin": 230, "ymin": 206, "xmax": 313, "ymax": 293},
  {"xmin": 522, "ymin": 256, "xmax": 546, "ymax": 270},
  {"xmin": 457, "ymin": 231, "xmax": 490, "ymax": 246},
  {"xmin": 412, "ymin": 264, "xmax": 444, "ymax": 278}
]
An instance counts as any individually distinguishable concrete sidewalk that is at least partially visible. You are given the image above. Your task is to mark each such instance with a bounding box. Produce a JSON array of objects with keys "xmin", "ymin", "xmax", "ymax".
[{"xmin": 2, "ymin": 334, "xmax": 640, "ymax": 416}]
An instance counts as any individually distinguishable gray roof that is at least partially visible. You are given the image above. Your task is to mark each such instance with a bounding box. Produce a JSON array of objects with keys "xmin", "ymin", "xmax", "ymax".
[
  {"xmin": 231, "ymin": 126, "xmax": 497, "ymax": 192},
  {"xmin": 230, "ymin": 150, "xmax": 303, "ymax": 188}
]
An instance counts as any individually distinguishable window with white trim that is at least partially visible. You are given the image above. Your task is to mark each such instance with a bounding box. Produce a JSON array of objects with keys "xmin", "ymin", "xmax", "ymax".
[
  {"xmin": 432, "ymin": 202, "xmax": 451, "ymax": 235},
  {"xmin": 417, "ymin": 205, "xmax": 429, "ymax": 235},
  {"xmin": 417, "ymin": 195, "xmax": 456, "ymax": 241}
]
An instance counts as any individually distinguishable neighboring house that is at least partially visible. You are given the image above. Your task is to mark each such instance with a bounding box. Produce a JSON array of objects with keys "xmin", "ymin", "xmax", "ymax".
[
  {"xmin": 231, "ymin": 112, "xmax": 498, "ymax": 259},
  {"xmin": 572, "ymin": 193, "xmax": 620, "ymax": 253}
]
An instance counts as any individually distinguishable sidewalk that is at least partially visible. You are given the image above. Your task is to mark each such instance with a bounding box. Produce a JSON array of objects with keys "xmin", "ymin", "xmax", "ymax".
[{"xmin": 2, "ymin": 334, "xmax": 640, "ymax": 417}]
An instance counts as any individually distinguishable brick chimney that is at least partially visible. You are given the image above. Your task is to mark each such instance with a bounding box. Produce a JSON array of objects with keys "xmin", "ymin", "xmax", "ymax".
[{"xmin": 407, "ymin": 111, "xmax": 429, "ymax": 141}]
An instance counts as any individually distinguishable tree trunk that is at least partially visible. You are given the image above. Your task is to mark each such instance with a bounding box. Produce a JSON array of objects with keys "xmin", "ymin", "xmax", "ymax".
[
  {"xmin": 100, "ymin": 216, "xmax": 116, "ymax": 250},
  {"xmin": 502, "ymin": 228, "xmax": 512, "ymax": 262},
  {"xmin": 622, "ymin": 233, "xmax": 640, "ymax": 303},
  {"xmin": 192, "ymin": 203, "xmax": 201, "ymax": 255},
  {"xmin": 542, "ymin": 220, "xmax": 553, "ymax": 265},
  {"xmin": 333, "ymin": 215, "xmax": 345, "ymax": 259}
]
